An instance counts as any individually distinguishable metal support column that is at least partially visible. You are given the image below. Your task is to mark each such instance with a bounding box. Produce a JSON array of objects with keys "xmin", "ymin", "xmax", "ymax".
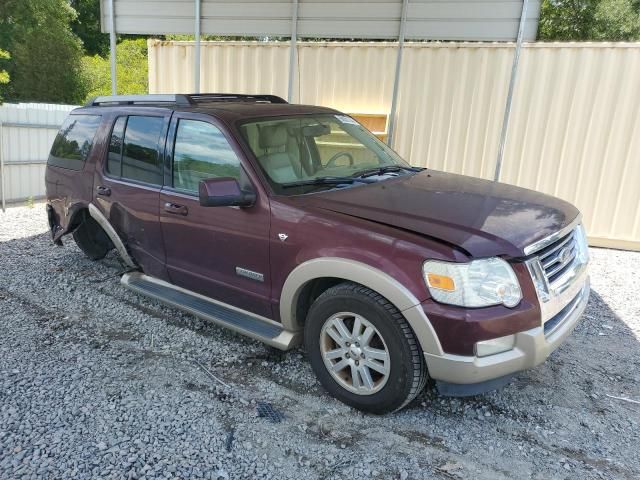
[
  {"xmin": 287, "ymin": 0, "xmax": 299, "ymax": 103},
  {"xmin": 0, "ymin": 122, "xmax": 5, "ymax": 212},
  {"xmin": 387, "ymin": 0, "xmax": 408, "ymax": 147},
  {"xmin": 108, "ymin": 0, "xmax": 117, "ymax": 95},
  {"xmin": 493, "ymin": 0, "xmax": 529, "ymax": 182},
  {"xmin": 194, "ymin": 0, "xmax": 202, "ymax": 93}
]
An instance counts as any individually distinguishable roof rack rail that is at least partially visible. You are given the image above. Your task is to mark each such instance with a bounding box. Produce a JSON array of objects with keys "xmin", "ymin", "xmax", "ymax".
[
  {"xmin": 187, "ymin": 93, "xmax": 288, "ymax": 104},
  {"xmin": 86, "ymin": 94, "xmax": 193, "ymax": 107},
  {"xmin": 86, "ymin": 93, "xmax": 288, "ymax": 107}
]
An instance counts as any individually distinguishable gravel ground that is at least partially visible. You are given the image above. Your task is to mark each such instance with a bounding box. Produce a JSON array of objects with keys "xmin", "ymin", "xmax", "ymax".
[{"xmin": 0, "ymin": 203, "xmax": 639, "ymax": 480}]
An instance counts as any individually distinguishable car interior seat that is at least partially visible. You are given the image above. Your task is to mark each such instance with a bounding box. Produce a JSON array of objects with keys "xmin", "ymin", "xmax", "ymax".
[{"xmin": 257, "ymin": 124, "xmax": 305, "ymax": 183}]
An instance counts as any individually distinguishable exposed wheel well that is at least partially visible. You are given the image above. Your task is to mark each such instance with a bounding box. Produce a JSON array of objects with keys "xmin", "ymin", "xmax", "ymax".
[
  {"xmin": 294, "ymin": 277, "xmax": 345, "ymax": 327},
  {"xmin": 69, "ymin": 207, "xmax": 115, "ymax": 261},
  {"xmin": 67, "ymin": 208, "xmax": 90, "ymax": 233}
]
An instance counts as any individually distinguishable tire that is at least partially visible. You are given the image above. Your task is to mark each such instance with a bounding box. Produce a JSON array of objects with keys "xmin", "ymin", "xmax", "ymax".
[
  {"xmin": 72, "ymin": 216, "xmax": 114, "ymax": 260},
  {"xmin": 304, "ymin": 282, "xmax": 428, "ymax": 414}
]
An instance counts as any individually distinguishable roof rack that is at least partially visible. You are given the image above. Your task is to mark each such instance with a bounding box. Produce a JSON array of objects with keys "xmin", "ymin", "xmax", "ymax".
[
  {"xmin": 188, "ymin": 93, "xmax": 288, "ymax": 104},
  {"xmin": 86, "ymin": 93, "xmax": 288, "ymax": 107}
]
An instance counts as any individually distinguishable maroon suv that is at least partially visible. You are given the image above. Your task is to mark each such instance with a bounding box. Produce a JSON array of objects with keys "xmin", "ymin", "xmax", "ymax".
[{"xmin": 45, "ymin": 94, "xmax": 590, "ymax": 413}]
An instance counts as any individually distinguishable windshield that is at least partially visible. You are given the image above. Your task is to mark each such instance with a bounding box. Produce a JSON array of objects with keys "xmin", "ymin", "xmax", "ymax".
[{"xmin": 239, "ymin": 114, "xmax": 414, "ymax": 194}]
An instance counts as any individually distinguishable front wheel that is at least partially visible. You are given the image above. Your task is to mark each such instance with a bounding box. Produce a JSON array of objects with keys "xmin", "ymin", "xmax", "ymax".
[{"xmin": 304, "ymin": 282, "xmax": 428, "ymax": 414}]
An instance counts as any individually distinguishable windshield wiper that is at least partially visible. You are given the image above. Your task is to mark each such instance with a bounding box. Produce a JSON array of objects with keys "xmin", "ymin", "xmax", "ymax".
[
  {"xmin": 353, "ymin": 165, "xmax": 423, "ymax": 179},
  {"xmin": 281, "ymin": 176, "xmax": 359, "ymax": 189}
]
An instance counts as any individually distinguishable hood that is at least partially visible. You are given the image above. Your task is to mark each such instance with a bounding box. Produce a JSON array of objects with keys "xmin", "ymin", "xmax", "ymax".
[{"xmin": 295, "ymin": 170, "xmax": 580, "ymax": 258}]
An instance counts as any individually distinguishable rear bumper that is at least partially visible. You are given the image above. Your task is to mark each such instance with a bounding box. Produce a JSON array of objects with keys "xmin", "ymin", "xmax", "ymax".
[{"xmin": 424, "ymin": 277, "xmax": 589, "ymax": 386}]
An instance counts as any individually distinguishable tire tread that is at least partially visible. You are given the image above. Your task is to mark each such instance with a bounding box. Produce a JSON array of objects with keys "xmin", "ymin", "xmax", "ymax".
[{"xmin": 313, "ymin": 282, "xmax": 428, "ymax": 412}]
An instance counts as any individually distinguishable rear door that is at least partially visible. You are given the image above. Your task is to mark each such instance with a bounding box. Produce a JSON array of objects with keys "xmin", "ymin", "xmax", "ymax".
[
  {"xmin": 159, "ymin": 112, "xmax": 272, "ymax": 318},
  {"xmin": 93, "ymin": 110, "xmax": 171, "ymax": 279}
]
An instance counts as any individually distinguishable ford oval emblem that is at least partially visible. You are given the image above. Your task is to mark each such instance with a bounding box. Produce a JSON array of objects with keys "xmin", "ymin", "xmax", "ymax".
[{"xmin": 558, "ymin": 247, "xmax": 572, "ymax": 264}]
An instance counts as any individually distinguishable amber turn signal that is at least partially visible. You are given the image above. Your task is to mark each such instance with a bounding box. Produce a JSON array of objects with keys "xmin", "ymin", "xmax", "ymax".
[{"xmin": 426, "ymin": 273, "xmax": 455, "ymax": 291}]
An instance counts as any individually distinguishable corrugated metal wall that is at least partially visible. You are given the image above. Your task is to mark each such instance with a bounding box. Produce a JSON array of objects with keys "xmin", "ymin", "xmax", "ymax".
[
  {"xmin": 500, "ymin": 43, "xmax": 640, "ymax": 250},
  {"xmin": 149, "ymin": 40, "xmax": 640, "ymax": 250},
  {"xmin": 0, "ymin": 103, "xmax": 77, "ymax": 206}
]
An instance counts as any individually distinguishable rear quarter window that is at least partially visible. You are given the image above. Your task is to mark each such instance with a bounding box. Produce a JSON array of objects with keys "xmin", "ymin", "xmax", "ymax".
[{"xmin": 47, "ymin": 114, "xmax": 102, "ymax": 171}]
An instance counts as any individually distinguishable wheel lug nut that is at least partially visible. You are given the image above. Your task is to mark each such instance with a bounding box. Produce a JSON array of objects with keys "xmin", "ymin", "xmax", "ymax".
[
  {"xmin": 355, "ymin": 361, "xmax": 359, "ymax": 366},
  {"xmin": 346, "ymin": 342, "xmax": 350, "ymax": 347},
  {"xmin": 345, "ymin": 353, "xmax": 350, "ymax": 358}
]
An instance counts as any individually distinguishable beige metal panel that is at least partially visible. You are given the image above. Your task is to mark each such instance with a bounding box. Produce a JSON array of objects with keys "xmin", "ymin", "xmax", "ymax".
[
  {"xmin": 148, "ymin": 40, "xmax": 291, "ymax": 98},
  {"xmin": 392, "ymin": 43, "xmax": 514, "ymax": 180},
  {"xmin": 500, "ymin": 43, "xmax": 640, "ymax": 250},
  {"xmin": 296, "ymin": 42, "xmax": 398, "ymax": 112},
  {"xmin": 200, "ymin": 42, "xmax": 290, "ymax": 98}
]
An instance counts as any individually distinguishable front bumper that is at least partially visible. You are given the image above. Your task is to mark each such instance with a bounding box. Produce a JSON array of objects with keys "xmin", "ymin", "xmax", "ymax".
[{"xmin": 424, "ymin": 276, "xmax": 589, "ymax": 386}]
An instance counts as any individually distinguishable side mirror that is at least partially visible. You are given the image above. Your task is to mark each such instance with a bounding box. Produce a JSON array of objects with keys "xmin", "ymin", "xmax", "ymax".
[{"xmin": 198, "ymin": 177, "xmax": 256, "ymax": 208}]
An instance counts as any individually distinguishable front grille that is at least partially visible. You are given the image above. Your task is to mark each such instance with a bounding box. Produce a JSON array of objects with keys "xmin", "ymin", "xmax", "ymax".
[
  {"xmin": 543, "ymin": 287, "xmax": 583, "ymax": 336},
  {"xmin": 536, "ymin": 229, "xmax": 578, "ymax": 284}
]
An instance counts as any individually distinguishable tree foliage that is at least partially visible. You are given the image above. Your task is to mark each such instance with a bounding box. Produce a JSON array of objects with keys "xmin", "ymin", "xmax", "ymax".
[
  {"xmin": 70, "ymin": 0, "xmax": 110, "ymax": 56},
  {"xmin": 539, "ymin": 0, "xmax": 640, "ymax": 40},
  {"xmin": 0, "ymin": 0, "xmax": 87, "ymax": 103},
  {"xmin": 0, "ymin": 49, "xmax": 10, "ymax": 103},
  {"xmin": 81, "ymin": 39, "xmax": 149, "ymax": 101}
]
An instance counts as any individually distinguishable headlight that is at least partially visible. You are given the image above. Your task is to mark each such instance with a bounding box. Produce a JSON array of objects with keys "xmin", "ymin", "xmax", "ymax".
[
  {"xmin": 423, "ymin": 257, "xmax": 522, "ymax": 308},
  {"xmin": 575, "ymin": 224, "xmax": 589, "ymax": 264}
]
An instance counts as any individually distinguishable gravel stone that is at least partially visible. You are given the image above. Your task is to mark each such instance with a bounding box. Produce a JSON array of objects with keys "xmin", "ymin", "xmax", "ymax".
[{"xmin": 0, "ymin": 204, "xmax": 639, "ymax": 479}]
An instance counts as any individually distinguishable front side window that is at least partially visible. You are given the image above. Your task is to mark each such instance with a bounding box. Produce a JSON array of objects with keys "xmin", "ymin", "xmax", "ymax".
[
  {"xmin": 121, "ymin": 116, "xmax": 164, "ymax": 185},
  {"xmin": 172, "ymin": 119, "xmax": 241, "ymax": 193},
  {"xmin": 48, "ymin": 114, "xmax": 102, "ymax": 170},
  {"xmin": 239, "ymin": 114, "xmax": 412, "ymax": 195}
]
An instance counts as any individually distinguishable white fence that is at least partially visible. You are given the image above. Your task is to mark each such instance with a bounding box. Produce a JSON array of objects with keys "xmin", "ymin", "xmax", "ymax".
[{"xmin": 0, "ymin": 103, "xmax": 77, "ymax": 210}]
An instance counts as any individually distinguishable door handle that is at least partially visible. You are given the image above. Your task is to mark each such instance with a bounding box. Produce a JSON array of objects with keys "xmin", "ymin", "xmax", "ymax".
[
  {"xmin": 164, "ymin": 202, "xmax": 188, "ymax": 216},
  {"xmin": 96, "ymin": 185, "xmax": 111, "ymax": 196}
]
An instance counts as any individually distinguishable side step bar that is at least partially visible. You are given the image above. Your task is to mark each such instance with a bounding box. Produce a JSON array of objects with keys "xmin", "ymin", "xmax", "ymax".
[{"xmin": 121, "ymin": 272, "xmax": 301, "ymax": 350}]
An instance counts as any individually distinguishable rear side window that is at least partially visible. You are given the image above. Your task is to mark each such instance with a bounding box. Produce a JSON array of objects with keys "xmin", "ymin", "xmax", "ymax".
[
  {"xmin": 106, "ymin": 115, "xmax": 164, "ymax": 185},
  {"xmin": 107, "ymin": 116, "xmax": 127, "ymax": 176},
  {"xmin": 172, "ymin": 120, "xmax": 241, "ymax": 192},
  {"xmin": 48, "ymin": 114, "xmax": 101, "ymax": 170}
]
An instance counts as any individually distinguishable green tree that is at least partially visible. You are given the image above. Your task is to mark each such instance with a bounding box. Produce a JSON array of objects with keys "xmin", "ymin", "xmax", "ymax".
[
  {"xmin": 81, "ymin": 39, "xmax": 148, "ymax": 100},
  {"xmin": 70, "ymin": 0, "xmax": 110, "ymax": 56},
  {"xmin": 0, "ymin": 49, "xmax": 9, "ymax": 103},
  {"xmin": 0, "ymin": 0, "xmax": 87, "ymax": 103},
  {"xmin": 592, "ymin": 0, "xmax": 640, "ymax": 39},
  {"xmin": 539, "ymin": 0, "xmax": 640, "ymax": 40},
  {"xmin": 539, "ymin": 0, "xmax": 599, "ymax": 40}
]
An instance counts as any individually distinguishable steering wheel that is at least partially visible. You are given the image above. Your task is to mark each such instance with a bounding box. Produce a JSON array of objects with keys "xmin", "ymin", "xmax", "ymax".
[{"xmin": 326, "ymin": 151, "xmax": 354, "ymax": 168}]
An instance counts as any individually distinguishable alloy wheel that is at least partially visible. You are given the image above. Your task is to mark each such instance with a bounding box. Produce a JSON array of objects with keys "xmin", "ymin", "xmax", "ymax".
[{"xmin": 319, "ymin": 312, "xmax": 391, "ymax": 395}]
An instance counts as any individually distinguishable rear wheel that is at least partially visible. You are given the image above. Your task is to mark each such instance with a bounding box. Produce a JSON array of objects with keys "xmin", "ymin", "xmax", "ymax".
[
  {"xmin": 304, "ymin": 282, "xmax": 428, "ymax": 414},
  {"xmin": 72, "ymin": 216, "xmax": 114, "ymax": 260}
]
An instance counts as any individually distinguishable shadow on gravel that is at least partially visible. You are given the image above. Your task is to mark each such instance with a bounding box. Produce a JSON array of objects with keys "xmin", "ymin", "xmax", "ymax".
[{"xmin": 405, "ymin": 287, "xmax": 640, "ymax": 407}]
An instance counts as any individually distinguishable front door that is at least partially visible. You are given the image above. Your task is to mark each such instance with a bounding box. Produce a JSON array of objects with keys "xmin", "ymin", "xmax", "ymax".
[
  {"xmin": 159, "ymin": 113, "xmax": 272, "ymax": 318},
  {"xmin": 93, "ymin": 111, "xmax": 171, "ymax": 279}
]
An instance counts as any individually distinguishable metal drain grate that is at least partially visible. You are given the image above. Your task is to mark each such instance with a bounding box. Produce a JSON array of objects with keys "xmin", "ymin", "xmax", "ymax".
[{"xmin": 256, "ymin": 402, "xmax": 284, "ymax": 423}]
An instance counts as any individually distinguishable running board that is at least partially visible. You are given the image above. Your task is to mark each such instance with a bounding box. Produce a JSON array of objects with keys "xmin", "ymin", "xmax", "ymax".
[{"xmin": 121, "ymin": 272, "xmax": 301, "ymax": 350}]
